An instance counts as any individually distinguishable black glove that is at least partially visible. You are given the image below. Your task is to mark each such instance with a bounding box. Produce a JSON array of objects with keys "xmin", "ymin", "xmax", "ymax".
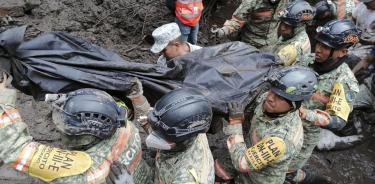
[
  {"xmin": 126, "ymin": 77, "xmax": 143, "ymax": 98},
  {"xmin": 106, "ymin": 161, "xmax": 134, "ymax": 184},
  {"xmin": 228, "ymin": 101, "xmax": 245, "ymax": 124}
]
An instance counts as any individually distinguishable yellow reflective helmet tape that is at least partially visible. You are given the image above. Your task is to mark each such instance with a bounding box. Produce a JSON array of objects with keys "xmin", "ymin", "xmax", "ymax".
[
  {"xmin": 28, "ymin": 144, "xmax": 92, "ymax": 182},
  {"xmin": 326, "ymin": 83, "xmax": 351, "ymax": 121},
  {"xmin": 277, "ymin": 45, "xmax": 298, "ymax": 66},
  {"xmin": 245, "ymin": 137, "xmax": 286, "ymax": 171}
]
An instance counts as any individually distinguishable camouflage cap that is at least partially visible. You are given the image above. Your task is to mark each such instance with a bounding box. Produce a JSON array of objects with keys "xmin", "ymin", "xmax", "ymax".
[{"xmin": 150, "ymin": 22, "xmax": 181, "ymax": 54}]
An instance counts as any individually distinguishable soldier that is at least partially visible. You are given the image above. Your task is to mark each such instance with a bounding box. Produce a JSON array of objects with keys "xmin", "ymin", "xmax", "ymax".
[
  {"xmin": 214, "ymin": 66, "xmax": 318, "ymax": 184},
  {"xmin": 0, "ymin": 72, "xmax": 152, "ymax": 184},
  {"xmin": 307, "ymin": 0, "xmax": 355, "ymax": 51},
  {"xmin": 210, "ymin": 0, "xmax": 291, "ymax": 50},
  {"xmin": 288, "ymin": 19, "xmax": 360, "ymax": 183},
  {"xmin": 350, "ymin": 0, "xmax": 375, "ymax": 60},
  {"xmin": 110, "ymin": 84, "xmax": 215, "ymax": 183},
  {"xmin": 266, "ymin": 0, "xmax": 314, "ymax": 66},
  {"xmin": 151, "ymin": 22, "xmax": 202, "ymax": 66},
  {"xmin": 353, "ymin": 46, "xmax": 375, "ymax": 110}
]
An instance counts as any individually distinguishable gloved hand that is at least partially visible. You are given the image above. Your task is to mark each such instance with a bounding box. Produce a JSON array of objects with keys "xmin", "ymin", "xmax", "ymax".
[
  {"xmin": 45, "ymin": 94, "xmax": 67, "ymax": 105},
  {"xmin": 0, "ymin": 71, "xmax": 12, "ymax": 89},
  {"xmin": 228, "ymin": 101, "xmax": 245, "ymax": 124},
  {"xmin": 277, "ymin": 45, "xmax": 298, "ymax": 66},
  {"xmin": 126, "ymin": 77, "xmax": 143, "ymax": 99},
  {"xmin": 106, "ymin": 161, "xmax": 134, "ymax": 184},
  {"xmin": 210, "ymin": 26, "xmax": 229, "ymax": 38}
]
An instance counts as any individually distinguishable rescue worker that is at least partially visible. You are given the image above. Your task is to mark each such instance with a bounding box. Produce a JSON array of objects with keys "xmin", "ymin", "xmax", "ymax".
[
  {"xmin": 288, "ymin": 19, "xmax": 360, "ymax": 183},
  {"xmin": 266, "ymin": 0, "xmax": 314, "ymax": 66},
  {"xmin": 210, "ymin": 0, "xmax": 291, "ymax": 50},
  {"xmin": 214, "ymin": 66, "xmax": 318, "ymax": 184},
  {"xmin": 307, "ymin": 0, "xmax": 355, "ymax": 51},
  {"xmin": 0, "ymin": 72, "xmax": 152, "ymax": 184},
  {"xmin": 109, "ymin": 82, "xmax": 215, "ymax": 183},
  {"xmin": 151, "ymin": 22, "xmax": 202, "ymax": 66},
  {"xmin": 350, "ymin": 0, "xmax": 375, "ymax": 60},
  {"xmin": 353, "ymin": 46, "xmax": 375, "ymax": 110},
  {"xmin": 174, "ymin": 0, "xmax": 203, "ymax": 44}
]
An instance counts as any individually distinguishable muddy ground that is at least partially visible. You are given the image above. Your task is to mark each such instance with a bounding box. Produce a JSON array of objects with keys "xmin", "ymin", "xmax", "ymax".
[{"xmin": 0, "ymin": 0, "xmax": 374, "ymax": 183}]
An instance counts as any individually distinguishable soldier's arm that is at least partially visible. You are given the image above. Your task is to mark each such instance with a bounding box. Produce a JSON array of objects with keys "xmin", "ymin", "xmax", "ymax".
[
  {"xmin": 0, "ymin": 75, "xmax": 92, "ymax": 183},
  {"xmin": 127, "ymin": 78, "xmax": 152, "ymax": 134},
  {"xmin": 223, "ymin": 101, "xmax": 286, "ymax": 173},
  {"xmin": 301, "ymin": 82, "xmax": 358, "ymax": 131},
  {"xmin": 224, "ymin": 123, "xmax": 286, "ymax": 173},
  {"xmin": 222, "ymin": 0, "xmax": 254, "ymax": 34}
]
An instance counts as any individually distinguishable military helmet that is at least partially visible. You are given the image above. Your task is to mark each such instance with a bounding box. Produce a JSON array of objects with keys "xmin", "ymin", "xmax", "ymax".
[
  {"xmin": 267, "ymin": 66, "xmax": 318, "ymax": 101},
  {"xmin": 279, "ymin": 0, "xmax": 315, "ymax": 26},
  {"xmin": 314, "ymin": 0, "xmax": 334, "ymax": 20},
  {"xmin": 147, "ymin": 88, "xmax": 212, "ymax": 143},
  {"xmin": 315, "ymin": 19, "xmax": 361, "ymax": 48},
  {"xmin": 51, "ymin": 88, "xmax": 127, "ymax": 139}
]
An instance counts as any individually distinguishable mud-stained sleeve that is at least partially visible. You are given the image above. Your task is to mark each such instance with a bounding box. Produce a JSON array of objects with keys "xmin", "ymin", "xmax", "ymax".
[
  {"xmin": 0, "ymin": 88, "xmax": 33, "ymax": 165},
  {"xmin": 225, "ymin": 124, "xmax": 286, "ymax": 173},
  {"xmin": 223, "ymin": 0, "xmax": 255, "ymax": 33},
  {"xmin": 130, "ymin": 95, "xmax": 152, "ymax": 133},
  {"xmin": 0, "ymin": 89, "xmax": 92, "ymax": 183}
]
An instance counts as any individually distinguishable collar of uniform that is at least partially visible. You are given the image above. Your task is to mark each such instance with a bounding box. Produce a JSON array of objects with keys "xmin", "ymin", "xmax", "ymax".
[{"xmin": 316, "ymin": 61, "xmax": 346, "ymax": 80}]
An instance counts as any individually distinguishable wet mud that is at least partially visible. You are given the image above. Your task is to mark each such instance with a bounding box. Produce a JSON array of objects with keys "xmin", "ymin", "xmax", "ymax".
[{"xmin": 0, "ymin": 0, "xmax": 374, "ymax": 183}]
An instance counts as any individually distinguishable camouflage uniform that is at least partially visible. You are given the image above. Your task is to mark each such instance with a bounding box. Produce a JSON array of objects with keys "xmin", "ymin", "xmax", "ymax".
[
  {"xmin": 306, "ymin": 0, "xmax": 354, "ymax": 52},
  {"xmin": 264, "ymin": 26, "xmax": 311, "ymax": 65},
  {"xmin": 222, "ymin": 93, "xmax": 303, "ymax": 184},
  {"xmin": 0, "ymin": 88, "xmax": 153, "ymax": 184},
  {"xmin": 223, "ymin": 0, "xmax": 291, "ymax": 49},
  {"xmin": 130, "ymin": 91, "xmax": 215, "ymax": 184},
  {"xmin": 290, "ymin": 55, "xmax": 359, "ymax": 171},
  {"xmin": 155, "ymin": 134, "xmax": 215, "ymax": 184}
]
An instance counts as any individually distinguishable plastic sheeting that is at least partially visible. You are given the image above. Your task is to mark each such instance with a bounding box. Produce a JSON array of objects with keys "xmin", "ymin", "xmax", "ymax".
[{"xmin": 0, "ymin": 26, "xmax": 281, "ymax": 114}]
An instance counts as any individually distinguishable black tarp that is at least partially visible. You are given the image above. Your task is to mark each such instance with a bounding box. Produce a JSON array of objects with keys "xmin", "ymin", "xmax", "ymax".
[{"xmin": 0, "ymin": 26, "xmax": 281, "ymax": 114}]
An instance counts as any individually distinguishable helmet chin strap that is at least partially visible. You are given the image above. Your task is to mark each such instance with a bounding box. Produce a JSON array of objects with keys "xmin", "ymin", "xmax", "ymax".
[{"xmin": 326, "ymin": 47, "xmax": 335, "ymax": 61}]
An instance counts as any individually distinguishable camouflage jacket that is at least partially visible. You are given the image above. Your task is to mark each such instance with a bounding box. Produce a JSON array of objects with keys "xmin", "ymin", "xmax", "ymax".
[
  {"xmin": 298, "ymin": 54, "xmax": 359, "ymax": 123},
  {"xmin": 224, "ymin": 93, "xmax": 303, "ymax": 184},
  {"xmin": 223, "ymin": 0, "xmax": 291, "ymax": 49},
  {"xmin": 264, "ymin": 26, "xmax": 311, "ymax": 65},
  {"xmin": 0, "ymin": 88, "xmax": 153, "ymax": 184},
  {"xmin": 155, "ymin": 133, "xmax": 215, "ymax": 184}
]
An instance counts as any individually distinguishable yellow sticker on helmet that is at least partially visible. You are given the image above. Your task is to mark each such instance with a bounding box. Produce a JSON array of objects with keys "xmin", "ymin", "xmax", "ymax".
[
  {"xmin": 245, "ymin": 137, "xmax": 286, "ymax": 171},
  {"xmin": 286, "ymin": 86, "xmax": 296, "ymax": 93},
  {"xmin": 28, "ymin": 144, "xmax": 92, "ymax": 182},
  {"xmin": 326, "ymin": 83, "xmax": 351, "ymax": 121}
]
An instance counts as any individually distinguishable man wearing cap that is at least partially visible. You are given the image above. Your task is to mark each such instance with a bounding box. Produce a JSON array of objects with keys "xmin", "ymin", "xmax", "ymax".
[
  {"xmin": 151, "ymin": 23, "xmax": 202, "ymax": 66},
  {"xmin": 350, "ymin": 0, "xmax": 375, "ymax": 59}
]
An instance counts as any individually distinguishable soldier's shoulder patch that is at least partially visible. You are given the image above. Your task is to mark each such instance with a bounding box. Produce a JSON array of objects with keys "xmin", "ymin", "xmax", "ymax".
[{"xmin": 346, "ymin": 91, "xmax": 354, "ymax": 102}]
